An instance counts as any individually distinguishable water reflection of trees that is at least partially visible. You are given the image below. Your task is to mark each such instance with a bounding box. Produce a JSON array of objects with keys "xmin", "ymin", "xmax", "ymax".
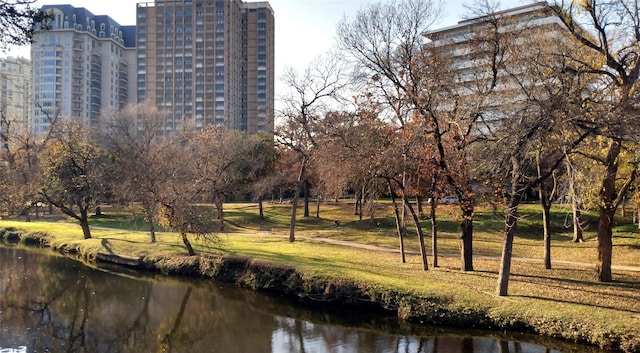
[
  {"xmin": 1, "ymin": 248, "xmax": 279, "ymax": 352},
  {"xmin": 270, "ymin": 317, "xmax": 565, "ymax": 353},
  {"xmin": 0, "ymin": 247, "xmax": 601, "ymax": 353}
]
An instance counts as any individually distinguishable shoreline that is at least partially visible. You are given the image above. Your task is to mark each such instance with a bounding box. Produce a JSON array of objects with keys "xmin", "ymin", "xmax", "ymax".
[{"xmin": 1, "ymin": 226, "xmax": 637, "ymax": 352}]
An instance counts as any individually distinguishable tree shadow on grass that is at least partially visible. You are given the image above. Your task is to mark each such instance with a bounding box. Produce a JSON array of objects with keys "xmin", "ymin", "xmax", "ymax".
[
  {"xmin": 515, "ymin": 294, "xmax": 640, "ymax": 314},
  {"xmin": 510, "ymin": 271, "xmax": 640, "ymax": 311},
  {"xmin": 101, "ymin": 239, "xmax": 113, "ymax": 254}
]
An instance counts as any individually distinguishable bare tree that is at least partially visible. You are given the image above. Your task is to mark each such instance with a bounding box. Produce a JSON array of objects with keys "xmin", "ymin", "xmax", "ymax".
[
  {"xmin": 339, "ymin": 0, "xmax": 516, "ymax": 272},
  {"xmin": 153, "ymin": 134, "xmax": 218, "ymax": 256},
  {"xmin": 193, "ymin": 127, "xmax": 275, "ymax": 232},
  {"xmin": 478, "ymin": 4, "xmax": 595, "ymax": 296},
  {"xmin": 276, "ymin": 52, "xmax": 349, "ymax": 242},
  {"xmin": 0, "ymin": 0, "xmax": 52, "ymax": 50},
  {"xmin": 0, "ymin": 103, "xmax": 60, "ymax": 218},
  {"xmin": 108, "ymin": 103, "xmax": 167, "ymax": 242},
  {"xmin": 317, "ymin": 103, "xmax": 424, "ymax": 266}
]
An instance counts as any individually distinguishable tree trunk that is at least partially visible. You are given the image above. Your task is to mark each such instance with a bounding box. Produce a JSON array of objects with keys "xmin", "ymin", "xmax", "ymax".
[
  {"xmin": 368, "ymin": 192, "xmax": 376, "ymax": 224},
  {"xmin": 537, "ymin": 152, "xmax": 555, "ymax": 270},
  {"xmin": 289, "ymin": 194, "xmax": 299, "ymax": 242},
  {"xmin": 491, "ymin": 200, "xmax": 499, "ymax": 219},
  {"xmin": 316, "ymin": 193, "xmax": 321, "ymax": 218},
  {"xmin": 497, "ymin": 156, "xmax": 522, "ymax": 296},
  {"xmin": 461, "ymin": 338, "xmax": 473, "ymax": 353},
  {"xmin": 596, "ymin": 207, "xmax": 615, "ymax": 282},
  {"xmin": 219, "ymin": 202, "xmax": 225, "ymax": 232},
  {"xmin": 258, "ymin": 198, "xmax": 264, "ymax": 220},
  {"xmin": 596, "ymin": 140, "xmax": 621, "ymax": 282},
  {"xmin": 540, "ymin": 188, "xmax": 552, "ymax": 269},
  {"xmin": 143, "ymin": 202, "xmax": 157, "ymax": 243},
  {"xmin": 460, "ymin": 203, "xmax": 474, "ymax": 271},
  {"xmin": 572, "ymin": 207, "xmax": 584, "ymax": 242},
  {"xmin": 430, "ymin": 196, "xmax": 438, "ymax": 268},
  {"xmin": 303, "ymin": 180, "xmax": 310, "ymax": 217},
  {"xmin": 80, "ymin": 218, "xmax": 92, "ymax": 239},
  {"xmin": 403, "ymin": 194, "xmax": 428, "ymax": 271},
  {"xmin": 566, "ymin": 155, "xmax": 584, "ymax": 242},
  {"xmin": 359, "ymin": 185, "xmax": 365, "ymax": 220},
  {"xmin": 289, "ymin": 158, "xmax": 306, "ymax": 242},
  {"xmin": 417, "ymin": 195, "xmax": 424, "ymax": 218},
  {"xmin": 181, "ymin": 232, "xmax": 196, "ymax": 256},
  {"xmin": 146, "ymin": 210, "xmax": 157, "ymax": 243},
  {"xmin": 214, "ymin": 198, "xmax": 225, "ymax": 232},
  {"xmin": 79, "ymin": 207, "xmax": 91, "ymax": 239},
  {"xmin": 388, "ymin": 182, "xmax": 406, "ymax": 263},
  {"xmin": 497, "ymin": 202, "xmax": 519, "ymax": 296}
]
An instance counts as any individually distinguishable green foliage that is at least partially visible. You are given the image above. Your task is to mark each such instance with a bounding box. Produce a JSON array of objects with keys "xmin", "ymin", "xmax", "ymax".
[{"xmin": 40, "ymin": 123, "xmax": 113, "ymax": 222}]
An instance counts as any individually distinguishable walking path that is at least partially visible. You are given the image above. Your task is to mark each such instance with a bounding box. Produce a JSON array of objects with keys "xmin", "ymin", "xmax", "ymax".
[
  {"xmin": 292, "ymin": 234, "xmax": 640, "ymax": 273},
  {"xmin": 92, "ymin": 224, "xmax": 640, "ymax": 273}
]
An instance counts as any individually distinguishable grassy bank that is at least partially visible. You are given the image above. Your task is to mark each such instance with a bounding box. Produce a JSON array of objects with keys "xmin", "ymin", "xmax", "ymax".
[{"xmin": 1, "ymin": 202, "xmax": 639, "ymax": 352}]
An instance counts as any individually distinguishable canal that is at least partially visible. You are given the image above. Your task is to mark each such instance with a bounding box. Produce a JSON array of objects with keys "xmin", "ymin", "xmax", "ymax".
[{"xmin": 0, "ymin": 246, "xmax": 613, "ymax": 353}]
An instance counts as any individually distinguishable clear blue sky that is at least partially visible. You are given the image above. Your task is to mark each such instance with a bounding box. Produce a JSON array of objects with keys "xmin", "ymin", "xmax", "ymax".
[{"xmin": 7, "ymin": 0, "xmax": 498, "ymax": 96}]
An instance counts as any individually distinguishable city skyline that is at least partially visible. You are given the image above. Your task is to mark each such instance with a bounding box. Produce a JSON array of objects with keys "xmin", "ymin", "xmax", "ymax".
[
  {"xmin": 27, "ymin": 1, "xmax": 274, "ymax": 135},
  {"xmin": 7, "ymin": 0, "xmax": 472, "ymax": 99}
]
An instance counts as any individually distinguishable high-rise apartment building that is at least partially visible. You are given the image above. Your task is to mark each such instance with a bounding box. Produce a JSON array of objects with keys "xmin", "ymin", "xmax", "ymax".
[
  {"xmin": 136, "ymin": 0, "xmax": 274, "ymax": 135},
  {"xmin": 30, "ymin": 5, "xmax": 136, "ymax": 134},
  {"xmin": 0, "ymin": 57, "xmax": 31, "ymax": 135},
  {"xmin": 424, "ymin": 2, "xmax": 572, "ymax": 121}
]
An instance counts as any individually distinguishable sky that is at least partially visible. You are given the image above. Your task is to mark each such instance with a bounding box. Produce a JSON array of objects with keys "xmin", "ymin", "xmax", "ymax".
[{"xmin": 5, "ymin": 0, "xmax": 500, "ymax": 97}]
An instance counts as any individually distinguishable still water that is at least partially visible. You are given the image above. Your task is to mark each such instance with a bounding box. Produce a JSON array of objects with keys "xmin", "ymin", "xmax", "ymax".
[{"xmin": 0, "ymin": 246, "xmax": 613, "ymax": 353}]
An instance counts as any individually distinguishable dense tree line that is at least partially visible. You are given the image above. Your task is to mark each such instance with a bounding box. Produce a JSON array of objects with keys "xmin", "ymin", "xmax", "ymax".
[
  {"xmin": 1, "ymin": 0, "xmax": 639, "ymax": 295},
  {"xmin": 0, "ymin": 104, "xmax": 277, "ymax": 254}
]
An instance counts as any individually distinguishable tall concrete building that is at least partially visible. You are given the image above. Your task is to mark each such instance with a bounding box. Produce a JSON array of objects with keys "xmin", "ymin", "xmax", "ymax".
[
  {"xmin": 136, "ymin": 0, "xmax": 274, "ymax": 135},
  {"xmin": 0, "ymin": 57, "xmax": 31, "ymax": 135},
  {"xmin": 424, "ymin": 1, "xmax": 569, "ymax": 122},
  {"xmin": 30, "ymin": 5, "xmax": 136, "ymax": 134}
]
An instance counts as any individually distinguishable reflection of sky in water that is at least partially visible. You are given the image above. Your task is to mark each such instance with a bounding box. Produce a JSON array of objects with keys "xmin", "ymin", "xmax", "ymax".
[
  {"xmin": 0, "ymin": 347, "xmax": 28, "ymax": 353},
  {"xmin": 271, "ymin": 317, "xmax": 563, "ymax": 353}
]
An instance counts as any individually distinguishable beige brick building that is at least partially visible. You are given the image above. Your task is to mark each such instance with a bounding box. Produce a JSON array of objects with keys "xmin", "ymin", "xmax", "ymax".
[
  {"xmin": 0, "ymin": 57, "xmax": 31, "ymax": 135},
  {"xmin": 136, "ymin": 0, "xmax": 274, "ymax": 135}
]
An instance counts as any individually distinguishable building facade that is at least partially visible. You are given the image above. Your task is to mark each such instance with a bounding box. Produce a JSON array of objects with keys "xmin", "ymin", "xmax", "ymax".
[
  {"xmin": 424, "ymin": 2, "xmax": 570, "ymax": 125},
  {"xmin": 0, "ymin": 57, "xmax": 31, "ymax": 135},
  {"xmin": 136, "ymin": 0, "xmax": 275, "ymax": 136},
  {"xmin": 30, "ymin": 5, "xmax": 136, "ymax": 134}
]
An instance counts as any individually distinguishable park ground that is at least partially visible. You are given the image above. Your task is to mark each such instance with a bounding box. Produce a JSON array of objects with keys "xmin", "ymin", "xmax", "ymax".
[{"xmin": 1, "ymin": 201, "xmax": 640, "ymax": 352}]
